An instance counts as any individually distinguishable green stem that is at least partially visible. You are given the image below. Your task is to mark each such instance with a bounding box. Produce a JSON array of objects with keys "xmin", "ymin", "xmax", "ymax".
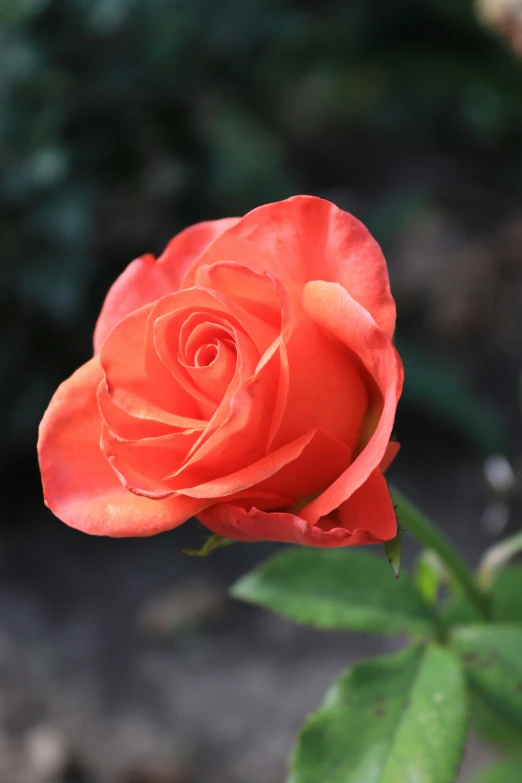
[{"xmin": 390, "ymin": 486, "xmax": 490, "ymax": 621}]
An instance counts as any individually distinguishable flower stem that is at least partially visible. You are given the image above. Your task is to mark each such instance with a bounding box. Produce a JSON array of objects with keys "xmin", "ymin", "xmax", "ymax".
[{"xmin": 390, "ymin": 486, "xmax": 490, "ymax": 621}]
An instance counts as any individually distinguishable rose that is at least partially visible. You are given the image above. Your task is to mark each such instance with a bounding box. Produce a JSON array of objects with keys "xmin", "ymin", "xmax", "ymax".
[{"xmin": 38, "ymin": 196, "xmax": 403, "ymax": 547}]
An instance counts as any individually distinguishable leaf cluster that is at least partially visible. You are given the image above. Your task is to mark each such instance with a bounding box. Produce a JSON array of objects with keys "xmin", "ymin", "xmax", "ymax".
[{"xmin": 232, "ymin": 543, "xmax": 522, "ymax": 781}]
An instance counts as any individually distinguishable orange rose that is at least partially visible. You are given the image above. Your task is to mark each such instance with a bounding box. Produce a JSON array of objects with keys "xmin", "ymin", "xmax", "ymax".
[{"xmin": 38, "ymin": 196, "xmax": 403, "ymax": 546}]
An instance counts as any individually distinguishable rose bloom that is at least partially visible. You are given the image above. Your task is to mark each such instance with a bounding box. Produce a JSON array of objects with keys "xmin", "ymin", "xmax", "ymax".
[{"xmin": 38, "ymin": 196, "xmax": 403, "ymax": 547}]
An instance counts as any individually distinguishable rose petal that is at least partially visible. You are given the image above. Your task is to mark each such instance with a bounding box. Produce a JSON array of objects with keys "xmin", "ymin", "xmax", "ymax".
[
  {"xmin": 149, "ymin": 282, "xmax": 283, "ymax": 459},
  {"xmin": 178, "ymin": 430, "xmax": 317, "ymax": 498},
  {"xmin": 256, "ymin": 428, "xmax": 353, "ymax": 501},
  {"xmin": 182, "ymin": 196, "xmax": 395, "ymax": 338},
  {"xmin": 380, "ymin": 441, "xmax": 400, "ymax": 473},
  {"xmin": 101, "ymin": 421, "xmax": 201, "ymax": 498},
  {"xmin": 184, "ymin": 335, "xmax": 238, "ymax": 404},
  {"xmin": 38, "ymin": 358, "xmax": 208, "ymax": 536},
  {"xmin": 154, "ymin": 305, "xmax": 259, "ymax": 419},
  {"xmin": 300, "ymin": 281, "xmax": 403, "ymax": 523},
  {"xmin": 97, "ymin": 380, "xmax": 204, "ymax": 441},
  {"xmin": 169, "ymin": 336, "xmax": 282, "ymax": 483},
  {"xmin": 197, "ymin": 505, "xmax": 379, "ymax": 547},
  {"xmin": 269, "ymin": 309, "xmax": 369, "ymax": 454},
  {"xmin": 100, "ymin": 300, "xmax": 203, "ymax": 426},
  {"xmin": 194, "ymin": 261, "xmax": 282, "ymax": 335},
  {"xmin": 320, "ymin": 468, "xmax": 397, "ymax": 542},
  {"xmin": 197, "ymin": 466, "xmax": 395, "ymax": 546},
  {"xmin": 93, "ymin": 217, "xmax": 239, "ymax": 353},
  {"xmin": 149, "ymin": 284, "xmax": 273, "ymax": 378},
  {"xmin": 178, "ymin": 427, "xmax": 351, "ymax": 501}
]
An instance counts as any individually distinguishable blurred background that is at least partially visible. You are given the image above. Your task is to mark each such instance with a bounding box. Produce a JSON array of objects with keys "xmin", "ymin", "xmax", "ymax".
[{"xmin": 1, "ymin": 0, "xmax": 522, "ymax": 781}]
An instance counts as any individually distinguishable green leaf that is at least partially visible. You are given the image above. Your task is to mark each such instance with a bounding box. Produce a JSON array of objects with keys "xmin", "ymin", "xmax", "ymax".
[
  {"xmin": 444, "ymin": 572, "xmax": 522, "ymax": 747},
  {"xmin": 288, "ymin": 645, "xmax": 467, "ymax": 783},
  {"xmin": 443, "ymin": 565, "xmax": 522, "ymax": 626},
  {"xmin": 385, "ymin": 527, "xmax": 402, "ymax": 579},
  {"xmin": 415, "ymin": 549, "xmax": 448, "ymax": 604},
  {"xmin": 489, "ymin": 566, "xmax": 522, "ymax": 624},
  {"xmin": 450, "ymin": 625, "xmax": 522, "ymax": 734},
  {"xmin": 469, "ymin": 692, "xmax": 522, "ymax": 749},
  {"xmin": 442, "ymin": 595, "xmax": 482, "ymax": 627},
  {"xmin": 467, "ymin": 759, "xmax": 522, "ymax": 783},
  {"xmin": 231, "ymin": 548, "xmax": 438, "ymax": 635},
  {"xmin": 182, "ymin": 534, "xmax": 234, "ymax": 557}
]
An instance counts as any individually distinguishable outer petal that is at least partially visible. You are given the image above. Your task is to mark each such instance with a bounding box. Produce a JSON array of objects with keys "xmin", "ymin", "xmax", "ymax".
[
  {"xmin": 93, "ymin": 217, "xmax": 239, "ymax": 353},
  {"xmin": 380, "ymin": 441, "xmax": 400, "ymax": 473},
  {"xmin": 326, "ymin": 468, "xmax": 397, "ymax": 542},
  {"xmin": 197, "ymin": 506, "xmax": 359, "ymax": 546},
  {"xmin": 300, "ymin": 281, "xmax": 403, "ymax": 523},
  {"xmin": 195, "ymin": 504, "xmax": 335, "ymax": 546},
  {"xmin": 197, "ymin": 464, "xmax": 395, "ymax": 547},
  {"xmin": 182, "ymin": 196, "xmax": 395, "ymax": 338},
  {"xmin": 38, "ymin": 358, "xmax": 209, "ymax": 536}
]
